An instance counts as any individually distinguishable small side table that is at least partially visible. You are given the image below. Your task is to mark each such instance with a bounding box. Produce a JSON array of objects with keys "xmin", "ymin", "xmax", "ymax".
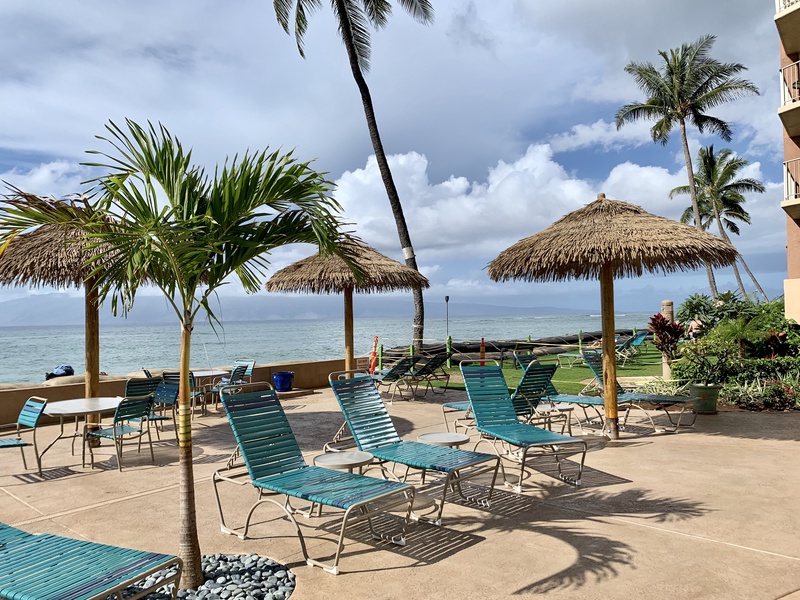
[
  {"xmin": 417, "ymin": 432, "xmax": 470, "ymax": 448},
  {"xmin": 313, "ymin": 450, "xmax": 374, "ymax": 474}
]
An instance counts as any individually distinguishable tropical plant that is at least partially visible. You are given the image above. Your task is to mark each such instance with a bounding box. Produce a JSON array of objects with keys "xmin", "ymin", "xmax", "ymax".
[
  {"xmin": 616, "ymin": 34, "xmax": 759, "ymax": 297},
  {"xmin": 0, "ymin": 119, "xmax": 349, "ymax": 589},
  {"xmin": 670, "ymin": 145, "xmax": 767, "ymax": 300},
  {"xmin": 673, "ymin": 330, "xmax": 736, "ymax": 386},
  {"xmin": 648, "ymin": 312, "xmax": 684, "ymax": 364},
  {"xmin": 272, "ymin": 0, "xmax": 433, "ymax": 348}
]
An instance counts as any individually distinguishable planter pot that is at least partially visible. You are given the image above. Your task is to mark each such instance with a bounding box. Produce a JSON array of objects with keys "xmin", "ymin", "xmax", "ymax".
[
  {"xmin": 272, "ymin": 371, "xmax": 295, "ymax": 392},
  {"xmin": 689, "ymin": 383, "xmax": 722, "ymax": 415}
]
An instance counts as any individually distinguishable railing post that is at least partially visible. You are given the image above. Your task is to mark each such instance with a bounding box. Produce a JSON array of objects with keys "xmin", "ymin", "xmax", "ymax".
[{"xmin": 446, "ymin": 336, "xmax": 452, "ymax": 368}]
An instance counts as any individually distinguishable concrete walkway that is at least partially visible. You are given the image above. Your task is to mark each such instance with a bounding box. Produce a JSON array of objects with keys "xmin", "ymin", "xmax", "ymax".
[{"xmin": 1, "ymin": 387, "xmax": 799, "ymax": 600}]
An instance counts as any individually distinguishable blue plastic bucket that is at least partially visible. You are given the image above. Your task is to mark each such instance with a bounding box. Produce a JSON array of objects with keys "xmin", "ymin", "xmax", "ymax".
[{"xmin": 272, "ymin": 371, "xmax": 295, "ymax": 392}]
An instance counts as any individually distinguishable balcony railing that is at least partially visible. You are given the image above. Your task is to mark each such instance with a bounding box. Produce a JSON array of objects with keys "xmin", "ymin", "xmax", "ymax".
[
  {"xmin": 785, "ymin": 158, "xmax": 800, "ymax": 202},
  {"xmin": 781, "ymin": 61, "xmax": 800, "ymax": 105},
  {"xmin": 777, "ymin": 0, "xmax": 800, "ymax": 12}
]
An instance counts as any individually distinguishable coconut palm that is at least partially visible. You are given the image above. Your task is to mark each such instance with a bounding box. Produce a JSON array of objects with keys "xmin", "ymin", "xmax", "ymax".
[
  {"xmin": 0, "ymin": 119, "xmax": 347, "ymax": 589},
  {"xmin": 616, "ymin": 34, "xmax": 759, "ymax": 298},
  {"xmin": 670, "ymin": 145, "xmax": 767, "ymax": 301},
  {"xmin": 272, "ymin": 0, "xmax": 433, "ymax": 347}
]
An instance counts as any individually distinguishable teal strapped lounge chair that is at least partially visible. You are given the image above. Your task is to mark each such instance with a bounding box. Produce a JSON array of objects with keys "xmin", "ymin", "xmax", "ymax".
[
  {"xmin": 0, "ymin": 523, "xmax": 182, "ymax": 600},
  {"xmin": 83, "ymin": 395, "xmax": 155, "ymax": 471},
  {"xmin": 460, "ymin": 362, "xmax": 587, "ymax": 492},
  {"xmin": 513, "ymin": 351, "xmax": 538, "ymax": 370},
  {"xmin": 370, "ymin": 355, "xmax": 420, "ymax": 402},
  {"xmin": 214, "ymin": 387, "xmax": 415, "ymax": 575},
  {"xmin": 410, "ymin": 353, "xmax": 451, "ymax": 396},
  {"xmin": 330, "ymin": 371, "xmax": 500, "ymax": 526},
  {"xmin": 582, "ymin": 350, "xmax": 696, "ymax": 432},
  {"xmin": 0, "ymin": 396, "xmax": 47, "ymax": 475}
]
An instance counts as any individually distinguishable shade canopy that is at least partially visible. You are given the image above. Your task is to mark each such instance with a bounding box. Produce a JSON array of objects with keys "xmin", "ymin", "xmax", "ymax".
[
  {"xmin": 488, "ymin": 193, "xmax": 739, "ymax": 283},
  {"xmin": 266, "ymin": 240, "xmax": 429, "ymax": 370},
  {"xmin": 487, "ymin": 193, "xmax": 738, "ymax": 439},
  {"xmin": 0, "ymin": 222, "xmax": 106, "ymax": 397}
]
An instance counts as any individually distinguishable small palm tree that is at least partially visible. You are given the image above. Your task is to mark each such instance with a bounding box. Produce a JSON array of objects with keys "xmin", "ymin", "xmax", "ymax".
[
  {"xmin": 670, "ymin": 145, "xmax": 767, "ymax": 301},
  {"xmin": 272, "ymin": 0, "xmax": 433, "ymax": 347},
  {"xmin": 0, "ymin": 119, "xmax": 348, "ymax": 589},
  {"xmin": 616, "ymin": 34, "xmax": 759, "ymax": 297}
]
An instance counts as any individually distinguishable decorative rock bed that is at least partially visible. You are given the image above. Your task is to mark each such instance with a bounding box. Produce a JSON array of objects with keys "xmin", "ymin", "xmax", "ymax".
[{"xmin": 118, "ymin": 554, "xmax": 295, "ymax": 600}]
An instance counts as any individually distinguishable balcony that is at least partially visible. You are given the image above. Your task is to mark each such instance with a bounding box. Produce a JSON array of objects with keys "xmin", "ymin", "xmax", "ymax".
[
  {"xmin": 782, "ymin": 157, "xmax": 800, "ymax": 218},
  {"xmin": 776, "ymin": 0, "xmax": 800, "ymax": 54},
  {"xmin": 778, "ymin": 61, "xmax": 800, "ymax": 137}
]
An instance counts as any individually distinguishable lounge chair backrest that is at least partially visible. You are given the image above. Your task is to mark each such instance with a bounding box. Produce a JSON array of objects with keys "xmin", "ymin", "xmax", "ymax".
[
  {"xmin": 379, "ymin": 356, "xmax": 419, "ymax": 381},
  {"xmin": 512, "ymin": 363, "xmax": 558, "ymax": 409},
  {"xmin": 114, "ymin": 395, "xmax": 154, "ymax": 423},
  {"xmin": 413, "ymin": 354, "xmax": 449, "ymax": 376},
  {"xmin": 125, "ymin": 376, "xmax": 161, "ymax": 398},
  {"xmin": 228, "ymin": 364, "xmax": 249, "ymax": 383},
  {"xmin": 234, "ymin": 359, "xmax": 256, "ymax": 378},
  {"xmin": 460, "ymin": 364, "xmax": 518, "ymax": 427},
  {"xmin": 220, "ymin": 389, "xmax": 307, "ymax": 480},
  {"xmin": 630, "ymin": 331, "xmax": 648, "ymax": 347},
  {"xmin": 329, "ymin": 376, "xmax": 402, "ymax": 451},
  {"xmin": 17, "ymin": 396, "xmax": 47, "ymax": 429},
  {"xmin": 153, "ymin": 382, "xmax": 179, "ymax": 406},
  {"xmin": 582, "ymin": 350, "xmax": 626, "ymax": 395}
]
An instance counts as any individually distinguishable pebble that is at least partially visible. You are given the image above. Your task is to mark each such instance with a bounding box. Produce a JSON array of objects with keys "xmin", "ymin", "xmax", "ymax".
[{"xmin": 112, "ymin": 554, "xmax": 295, "ymax": 600}]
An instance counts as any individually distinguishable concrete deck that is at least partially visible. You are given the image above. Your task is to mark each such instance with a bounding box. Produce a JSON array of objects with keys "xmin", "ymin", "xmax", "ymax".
[{"xmin": 1, "ymin": 388, "xmax": 799, "ymax": 600}]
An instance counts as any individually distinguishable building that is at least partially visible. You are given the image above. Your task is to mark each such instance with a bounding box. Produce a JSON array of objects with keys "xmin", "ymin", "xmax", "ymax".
[{"xmin": 777, "ymin": 0, "xmax": 800, "ymax": 320}]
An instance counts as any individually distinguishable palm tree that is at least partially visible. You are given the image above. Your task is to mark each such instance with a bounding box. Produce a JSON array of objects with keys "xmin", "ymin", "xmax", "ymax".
[
  {"xmin": 0, "ymin": 119, "xmax": 348, "ymax": 589},
  {"xmin": 670, "ymin": 145, "xmax": 768, "ymax": 301},
  {"xmin": 272, "ymin": 0, "xmax": 433, "ymax": 347},
  {"xmin": 616, "ymin": 34, "xmax": 759, "ymax": 298}
]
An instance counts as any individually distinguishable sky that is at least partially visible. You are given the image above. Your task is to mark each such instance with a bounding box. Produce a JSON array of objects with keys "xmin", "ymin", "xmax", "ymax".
[{"xmin": 0, "ymin": 0, "xmax": 787, "ymax": 316}]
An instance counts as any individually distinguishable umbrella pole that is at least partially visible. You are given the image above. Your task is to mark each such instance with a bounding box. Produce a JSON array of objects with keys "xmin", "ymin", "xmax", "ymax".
[
  {"xmin": 600, "ymin": 265, "xmax": 619, "ymax": 439},
  {"xmin": 344, "ymin": 286, "xmax": 355, "ymax": 371}
]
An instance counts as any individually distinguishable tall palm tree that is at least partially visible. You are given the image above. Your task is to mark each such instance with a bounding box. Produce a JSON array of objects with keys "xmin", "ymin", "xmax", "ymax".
[
  {"xmin": 616, "ymin": 34, "xmax": 759, "ymax": 298},
  {"xmin": 272, "ymin": 0, "xmax": 433, "ymax": 347},
  {"xmin": 0, "ymin": 119, "xmax": 347, "ymax": 589},
  {"xmin": 670, "ymin": 145, "xmax": 768, "ymax": 301}
]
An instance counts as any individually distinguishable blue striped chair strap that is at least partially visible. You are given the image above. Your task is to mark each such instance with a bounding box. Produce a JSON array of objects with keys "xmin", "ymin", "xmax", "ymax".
[
  {"xmin": 476, "ymin": 423, "xmax": 580, "ymax": 447},
  {"xmin": 370, "ymin": 441, "xmax": 494, "ymax": 472},
  {"xmin": 0, "ymin": 438, "xmax": 27, "ymax": 448}
]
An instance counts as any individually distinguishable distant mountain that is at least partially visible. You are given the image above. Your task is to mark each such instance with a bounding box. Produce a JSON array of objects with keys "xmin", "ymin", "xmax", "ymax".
[{"xmin": 0, "ymin": 293, "xmax": 594, "ymax": 327}]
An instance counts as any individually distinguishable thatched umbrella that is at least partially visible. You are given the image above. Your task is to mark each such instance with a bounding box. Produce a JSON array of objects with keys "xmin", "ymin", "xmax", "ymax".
[
  {"xmin": 0, "ymin": 223, "xmax": 105, "ymax": 398},
  {"xmin": 266, "ymin": 240, "xmax": 429, "ymax": 370},
  {"xmin": 487, "ymin": 192, "xmax": 738, "ymax": 439}
]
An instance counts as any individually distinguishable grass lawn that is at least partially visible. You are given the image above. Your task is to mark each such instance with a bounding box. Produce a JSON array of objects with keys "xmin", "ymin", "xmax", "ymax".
[{"xmin": 442, "ymin": 343, "xmax": 665, "ymax": 395}]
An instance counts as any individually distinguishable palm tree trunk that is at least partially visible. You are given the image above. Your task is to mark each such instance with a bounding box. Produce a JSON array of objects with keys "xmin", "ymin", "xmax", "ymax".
[
  {"xmin": 738, "ymin": 255, "xmax": 769, "ymax": 301},
  {"xmin": 334, "ymin": 0, "xmax": 424, "ymax": 347},
  {"xmin": 713, "ymin": 202, "xmax": 747, "ymax": 297},
  {"xmin": 680, "ymin": 120, "xmax": 718, "ymax": 297},
  {"xmin": 178, "ymin": 319, "xmax": 203, "ymax": 589}
]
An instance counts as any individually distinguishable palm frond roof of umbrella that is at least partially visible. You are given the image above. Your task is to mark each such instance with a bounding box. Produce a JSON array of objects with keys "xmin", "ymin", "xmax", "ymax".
[
  {"xmin": 266, "ymin": 239, "xmax": 430, "ymax": 294},
  {"xmin": 0, "ymin": 223, "xmax": 100, "ymax": 288},
  {"xmin": 487, "ymin": 193, "xmax": 739, "ymax": 282}
]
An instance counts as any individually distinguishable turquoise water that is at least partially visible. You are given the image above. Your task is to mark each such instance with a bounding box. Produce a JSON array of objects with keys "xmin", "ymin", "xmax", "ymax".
[{"xmin": 0, "ymin": 312, "xmax": 651, "ymax": 384}]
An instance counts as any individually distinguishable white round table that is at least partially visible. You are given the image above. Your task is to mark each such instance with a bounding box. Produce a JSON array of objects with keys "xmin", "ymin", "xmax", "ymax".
[
  {"xmin": 417, "ymin": 432, "xmax": 470, "ymax": 448},
  {"xmin": 313, "ymin": 450, "xmax": 374, "ymax": 473}
]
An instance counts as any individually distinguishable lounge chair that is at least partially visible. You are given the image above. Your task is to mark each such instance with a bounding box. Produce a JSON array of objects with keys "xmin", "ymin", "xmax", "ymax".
[
  {"xmin": 513, "ymin": 351, "xmax": 538, "ymax": 370},
  {"xmin": 370, "ymin": 355, "xmax": 419, "ymax": 402},
  {"xmin": 214, "ymin": 387, "xmax": 415, "ymax": 575},
  {"xmin": 329, "ymin": 371, "xmax": 500, "ymax": 526},
  {"xmin": 206, "ymin": 363, "xmax": 249, "ymax": 409},
  {"xmin": 460, "ymin": 362, "xmax": 587, "ymax": 492},
  {"xmin": 410, "ymin": 353, "xmax": 451, "ymax": 396},
  {"xmin": 0, "ymin": 523, "xmax": 182, "ymax": 599},
  {"xmin": 0, "ymin": 396, "xmax": 47, "ymax": 475},
  {"xmin": 83, "ymin": 394, "xmax": 155, "ymax": 471},
  {"xmin": 581, "ymin": 349, "xmax": 696, "ymax": 432},
  {"xmin": 510, "ymin": 362, "xmax": 574, "ymax": 433},
  {"xmin": 625, "ymin": 330, "xmax": 650, "ymax": 359}
]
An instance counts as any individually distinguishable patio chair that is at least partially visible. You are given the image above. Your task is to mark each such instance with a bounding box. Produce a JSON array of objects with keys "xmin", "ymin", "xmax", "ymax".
[
  {"xmin": 329, "ymin": 371, "xmax": 500, "ymax": 526},
  {"xmin": 149, "ymin": 381, "xmax": 179, "ymax": 441},
  {"xmin": 214, "ymin": 388, "xmax": 415, "ymax": 575},
  {"xmin": 206, "ymin": 363, "xmax": 249, "ymax": 409},
  {"xmin": 581, "ymin": 349, "xmax": 696, "ymax": 432},
  {"xmin": 0, "ymin": 523, "xmax": 182, "ymax": 600},
  {"xmin": 0, "ymin": 396, "xmax": 47, "ymax": 475},
  {"xmin": 370, "ymin": 355, "xmax": 420, "ymax": 402},
  {"xmin": 410, "ymin": 353, "xmax": 452, "ymax": 396},
  {"xmin": 460, "ymin": 361, "xmax": 587, "ymax": 492},
  {"xmin": 162, "ymin": 370, "xmax": 207, "ymax": 418},
  {"xmin": 124, "ymin": 376, "xmax": 161, "ymax": 399},
  {"xmin": 625, "ymin": 330, "xmax": 650, "ymax": 358},
  {"xmin": 83, "ymin": 394, "xmax": 155, "ymax": 471}
]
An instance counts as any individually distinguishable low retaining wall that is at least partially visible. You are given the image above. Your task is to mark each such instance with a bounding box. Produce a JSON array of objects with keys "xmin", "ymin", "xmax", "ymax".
[{"xmin": 0, "ymin": 358, "xmax": 345, "ymax": 426}]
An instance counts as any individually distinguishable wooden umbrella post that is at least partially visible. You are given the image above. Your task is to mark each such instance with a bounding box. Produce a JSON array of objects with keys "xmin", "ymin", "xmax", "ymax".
[
  {"xmin": 599, "ymin": 264, "xmax": 619, "ymax": 440},
  {"xmin": 344, "ymin": 286, "xmax": 355, "ymax": 371}
]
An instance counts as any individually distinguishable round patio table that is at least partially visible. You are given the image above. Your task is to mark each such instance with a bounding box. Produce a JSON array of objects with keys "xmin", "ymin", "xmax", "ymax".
[
  {"xmin": 313, "ymin": 450, "xmax": 374, "ymax": 474},
  {"xmin": 417, "ymin": 432, "xmax": 470, "ymax": 448}
]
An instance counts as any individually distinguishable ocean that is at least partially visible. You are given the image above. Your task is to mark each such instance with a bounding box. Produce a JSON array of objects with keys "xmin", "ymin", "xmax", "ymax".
[{"xmin": 0, "ymin": 312, "xmax": 652, "ymax": 384}]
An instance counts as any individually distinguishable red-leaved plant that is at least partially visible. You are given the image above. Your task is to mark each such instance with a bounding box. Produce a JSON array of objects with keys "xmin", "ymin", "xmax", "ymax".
[{"xmin": 648, "ymin": 313, "xmax": 684, "ymax": 365}]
